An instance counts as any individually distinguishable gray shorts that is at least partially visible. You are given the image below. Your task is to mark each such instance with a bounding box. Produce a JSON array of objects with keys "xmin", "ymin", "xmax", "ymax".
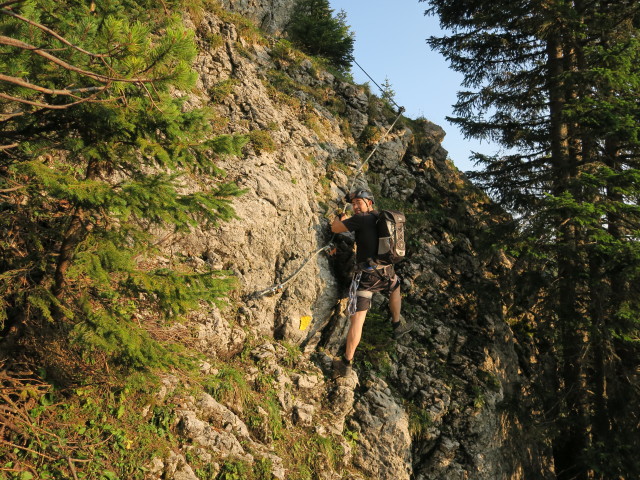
[{"xmin": 354, "ymin": 267, "xmax": 400, "ymax": 312}]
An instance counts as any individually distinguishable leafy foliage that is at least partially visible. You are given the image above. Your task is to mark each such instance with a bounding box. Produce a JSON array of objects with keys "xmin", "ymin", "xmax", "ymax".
[{"xmin": 0, "ymin": 0, "xmax": 247, "ymax": 373}]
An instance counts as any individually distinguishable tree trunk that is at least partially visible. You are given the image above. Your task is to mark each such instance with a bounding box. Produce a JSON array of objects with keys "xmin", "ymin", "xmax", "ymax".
[
  {"xmin": 547, "ymin": 34, "xmax": 589, "ymax": 480},
  {"xmin": 52, "ymin": 210, "xmax": 84, "ymax": 299},
  {"xmin": 52, "ymin": 160, "xmax": 99, "ymax": 299}
]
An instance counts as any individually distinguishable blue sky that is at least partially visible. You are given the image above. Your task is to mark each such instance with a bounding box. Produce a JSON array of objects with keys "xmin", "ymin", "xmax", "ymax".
[{"xmin": 329, "ymin": 0, "xmax": 494, "ymax": 173}]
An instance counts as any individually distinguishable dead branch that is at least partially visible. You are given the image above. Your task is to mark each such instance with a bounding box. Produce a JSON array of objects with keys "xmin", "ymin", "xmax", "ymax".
[
  {"xmin": 0, "ymin": 394, "xmax": 32, "ymax": 425},
  {"xmin": 0, "ymin": 467, "xmax": 29, "ymax": 474},
  {"xmin": 0, "ymin": 413, "xmax": 24, "ymax": 435},
  {"xmin": 139, "ymin": 81, "xmax": 164, "ymax": 112},
  {"xmin": 67, "ymin": 457, "xmax": 80, "ymax": 480},
  {"xmin": 0, "ymin": 74, "xmax": 108, "ymax": 96},
  {"xmin": 0, "ymin": 111, "xmax": 25, "ymax": 121},
  {"xmin": 0, "ymin": 439, "xmax": 57, "ymax": 461},
  {"xmin": 0, "ymin": 185, "xmax": 24, "ymax": 192}
]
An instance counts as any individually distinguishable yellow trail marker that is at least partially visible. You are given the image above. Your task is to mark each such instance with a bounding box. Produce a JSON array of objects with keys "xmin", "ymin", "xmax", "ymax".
[{"xmin": 299, "ymin": 316, "xmax": 312, "ymax": 331}]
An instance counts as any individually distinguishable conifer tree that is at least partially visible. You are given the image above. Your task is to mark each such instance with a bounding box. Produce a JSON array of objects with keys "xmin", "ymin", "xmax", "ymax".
[
  {"xmin": 424, "ymin": 0, "xmax": 640, "ymax": 478},
  {"xmin": 0, "ymin": 0, "xmax": 248, "ymax": 372},
  {"xmin": 286, "ymin": 0, "xmax": 354, "ymax": 71},
  {"xmin": 380, "ymin": 77, "xmax": 397, "ymax": 106}
]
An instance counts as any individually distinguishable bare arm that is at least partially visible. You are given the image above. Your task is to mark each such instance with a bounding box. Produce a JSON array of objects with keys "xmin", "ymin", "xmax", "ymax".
[{"xmin": 331, "ymin": 215, "xmax": 349, "ymax": 234}]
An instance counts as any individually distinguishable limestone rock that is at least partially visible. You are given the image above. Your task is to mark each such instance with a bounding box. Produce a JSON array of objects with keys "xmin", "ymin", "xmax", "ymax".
[
  {"xmin": 258, "ymin": 452, "xmax": 286, "ymax": 479},
  {"xmin": 156, "ymin": 374, "xmax": 180, "ymax": 402},
  {"xmin": 192, "ymin": 307, "xmax": 246, "ymax": 358},
  {"xmin": 218, "ymin": 0, "xmax": 297, "ymax": 34},
  {"xmin": 196, "ymin": 393, "xmax": 252, "ymax": 440},
  {"xmin": 349, "ymin": 378, "xmax": 412, "ymax": 480},
  {"xmin": 371, "ymin": 128, "xmax": 413, "ymax": 171},
  {"xmin": 292, "ymin": 402, "xmax": 315, "ymax": 426},
  {"xmin": 144, "ymin": 457, "xmax": 165, "ymax": 480},
  {"xmin": 162, "ymin": 452, "xmax": 199, "ymax": 480},
  {"xmin": 161, "ymin": 6, "xmax": 555, "ymax": 480},
  {"xmin": 176, "ymin": 410, "xmax": 252, "ymax": 462},
  {"xmin": 291, "ymin": 372, "xmax": 320, "ymax": 390}
]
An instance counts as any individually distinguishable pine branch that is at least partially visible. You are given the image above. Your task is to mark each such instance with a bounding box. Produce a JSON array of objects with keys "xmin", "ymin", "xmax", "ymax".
[
  {"xmin": 0, "ymin": 36, "xmax": 152, "ymax": 84},
  {"xmin": 0, "ymin": 0, "xmax": 244, "ymax": 374},
  {"xmin": 0, "ymin": 111, "xmax": 25, "ymax": 122},
  {"xmin": 0, "ymin": 8, "xmax": 110, "ymax": 58},
  {"xmin": 0, "ymin": 1, "xmax": 24, "ymax": 8},
  {"xmin": 138, "ymin": 81, "xmax": 164, "ymax": 112},
  {"xmin": 0, "ymin": 89, "xmax": 112, "ymax": 115},
  {"xmin": 0, "ymin": 74, "xmax": 109, "ymax": 96}
]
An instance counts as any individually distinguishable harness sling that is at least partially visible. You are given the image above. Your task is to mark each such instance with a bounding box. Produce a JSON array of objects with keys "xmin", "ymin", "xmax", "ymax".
[{"xmin": 347, "ymin": 271, "xmax": 363, "ymax": 316}]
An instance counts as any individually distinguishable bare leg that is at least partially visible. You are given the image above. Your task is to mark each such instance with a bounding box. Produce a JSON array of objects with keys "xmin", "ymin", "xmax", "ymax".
[
  {"xmin": 389, "ymin": 285, "xmax": 401, "ymax": 323},
  {"xmin": 344, "ymin": 310, "xmax": 367, "ymax": 361}
]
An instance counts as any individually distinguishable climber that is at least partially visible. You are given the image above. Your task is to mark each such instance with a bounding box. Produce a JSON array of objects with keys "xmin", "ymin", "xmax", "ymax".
[{"xmin": 329, "ymin": 190, "xmax": 412, "ymax": 379}]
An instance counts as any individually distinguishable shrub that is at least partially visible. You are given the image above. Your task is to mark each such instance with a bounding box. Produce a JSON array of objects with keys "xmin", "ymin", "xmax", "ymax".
[{"xmin": 248, "ymin": 130, "xmax": 277, "ymax": 153}]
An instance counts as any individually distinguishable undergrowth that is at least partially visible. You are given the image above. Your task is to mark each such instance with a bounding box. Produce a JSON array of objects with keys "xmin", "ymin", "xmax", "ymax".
[
  {"xmin": 0, "ymin": 331, "xmax": 348, "ymax": 480},
  {"xmin": 0, "ymin": 366, "xmax": 171, "ymax": 480}
]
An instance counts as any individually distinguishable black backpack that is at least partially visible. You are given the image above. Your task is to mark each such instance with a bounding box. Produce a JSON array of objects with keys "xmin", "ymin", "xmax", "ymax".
[{"xmin": 376, "ymin": 210, "xmax": 406, "ymax": 264}]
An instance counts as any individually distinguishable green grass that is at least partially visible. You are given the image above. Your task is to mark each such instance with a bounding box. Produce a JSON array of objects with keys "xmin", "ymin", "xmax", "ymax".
[
  {"xmin": 408, "ymin": 406, "xmax": 434, "ymax": 440},
  {"xmin": 203, "ymin": 365, "xmax": 253, "ymax": 413},
  {"xmin": 0, "ymin": 329, "xmax": 352, "ymax": 480},
  {"xmin": 0, "ymin": 373, "xmax": 174, "ymax": 480},
  {"xmin": 208, "ymin": 79, "xmax": 238, "ymax": 102},
  {"xmin": 247, "ymin": 130, "xmax": 277, "ymax": 154}
]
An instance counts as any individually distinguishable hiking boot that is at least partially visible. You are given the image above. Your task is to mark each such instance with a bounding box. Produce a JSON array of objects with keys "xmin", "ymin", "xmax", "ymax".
[
  {"xmin": 332, "ymin": 356, "xmax": 352, "ymax": 380},
  {"xmin": 392, "ymin": 317, "xmax": 413, "ymax": 340}
]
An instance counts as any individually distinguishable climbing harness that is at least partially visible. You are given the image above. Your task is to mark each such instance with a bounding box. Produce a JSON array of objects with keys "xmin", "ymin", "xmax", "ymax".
[
  {"xmin": 347, "ymin": 271, "xmax": 363, "ymax": 316},
  {"xmin": 248, "ymin": 61, "xmax": 406, "ymax": 300}
]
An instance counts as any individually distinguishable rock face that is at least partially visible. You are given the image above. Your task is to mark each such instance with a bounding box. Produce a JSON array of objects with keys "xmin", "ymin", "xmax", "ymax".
[
  {"xmin": 147, "ymin": 5, "xmax": 555, "ymax": 480},
  {"xmin": 350, "ymin": 377, "xmax": 413, "ymax": 480},
  {"xmin": 219, "ymin": 0, "xmax": 296, "ymax": 33}
]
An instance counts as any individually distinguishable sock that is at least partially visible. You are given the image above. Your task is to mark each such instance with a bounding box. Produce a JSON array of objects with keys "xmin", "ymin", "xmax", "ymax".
[
  {"xmin": 342, "ymin": 354, "xmax": 352, "ymax": 365},
  {"xmin": 392, "ymin": 321, "xmax": 400, "ymax": 329}
]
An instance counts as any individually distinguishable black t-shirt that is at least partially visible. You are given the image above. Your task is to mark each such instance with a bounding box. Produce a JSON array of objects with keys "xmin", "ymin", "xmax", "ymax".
[{"xmin": 342, "ymin": 211, "xmax": 378, "ymax": 263}]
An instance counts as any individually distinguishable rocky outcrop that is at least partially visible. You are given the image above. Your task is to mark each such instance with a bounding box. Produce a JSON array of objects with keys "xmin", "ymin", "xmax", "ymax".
[
  {"xmin": 349, "ymin": 377, "xmax": 413, "ymax": 480},
  {"xmin": 219, "ymin": 0, "xmax": 296, "ymax": 33},
  {"xmin": 145, "ymin": 5, "xmax": 555, "ymax": 480}
]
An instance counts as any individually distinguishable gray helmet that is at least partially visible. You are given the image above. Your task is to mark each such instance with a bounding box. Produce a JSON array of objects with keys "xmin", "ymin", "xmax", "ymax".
[{"xmin": 347, "ymin": 190, "xmax": 375, "ymax": 204}]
